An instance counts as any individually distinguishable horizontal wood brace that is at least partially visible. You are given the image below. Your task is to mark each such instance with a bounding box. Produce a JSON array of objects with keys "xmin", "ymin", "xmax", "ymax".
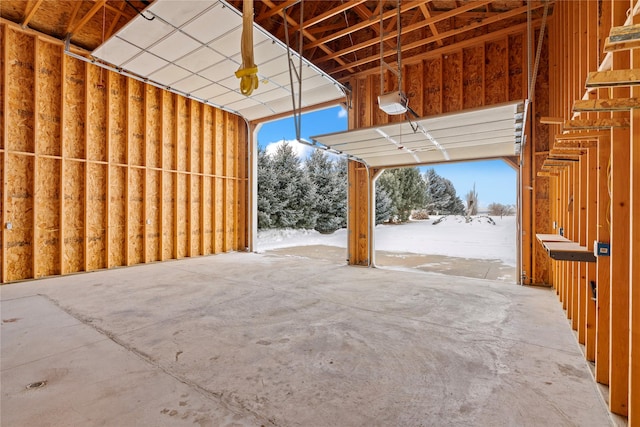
[
  {"xmin": 573, "ymin": 98, "xmax": 640, "ymax": 112},
  {"xmin": 563, "ymin": 118, "xmax": 630, "ymax": 130},
  {"xmin": 585, "ymin": 69, "xmax": 640, "ymax": 88}
]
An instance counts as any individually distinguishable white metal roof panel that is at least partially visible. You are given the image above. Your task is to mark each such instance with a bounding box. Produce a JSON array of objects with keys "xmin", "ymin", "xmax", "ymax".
[{"xmin": 91, "ymin": 0, "xmax": 346, "ymax": 121}]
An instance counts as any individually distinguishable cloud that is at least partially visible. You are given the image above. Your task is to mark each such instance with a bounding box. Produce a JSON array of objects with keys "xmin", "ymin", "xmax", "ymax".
[
  {"xmin": 265, "ymin": 139, "xmax": 314, "ymax": 159},
  {"xmin": 337, "ymin": 107, "xmax": 347, "ymax": 118}
]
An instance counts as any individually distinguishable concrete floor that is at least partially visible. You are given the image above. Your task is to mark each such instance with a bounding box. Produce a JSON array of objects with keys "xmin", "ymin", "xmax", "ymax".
[{"xmin": 1, "ymin": 252, "xmax": 611, "ymax": 426}]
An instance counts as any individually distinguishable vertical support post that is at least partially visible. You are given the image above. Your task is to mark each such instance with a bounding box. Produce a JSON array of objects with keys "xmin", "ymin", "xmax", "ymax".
[
  {"xmin": 32, "ymin": 37, "xmax": 39, "ymax": 277},
  {"xmin": 596, "ymin": 135, "xmax": 611, "ymax": 385}
]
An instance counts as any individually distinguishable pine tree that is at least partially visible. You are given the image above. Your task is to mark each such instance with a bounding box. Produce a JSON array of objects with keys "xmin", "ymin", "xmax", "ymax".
[
  {"xmin": 424, "ymin": 168, "xmax": 465, "ymax": 215},
  {"xmin": 257, "ymin": 147, "xmax": 279, "ymax": 229},
  {"xmin": 375, "ymin": 185, "xmax": 393, "ymax": 224},
  {"xmin": 269, "ymin": 142, "xmax": 318, "ymax": 229},
  {"xmin": 378, "ymin": 167, "xmax": 426, "ymax": 222},
  {"xmin": 307, "ymin": 150, "xmax": 345, "ymax": 233}
]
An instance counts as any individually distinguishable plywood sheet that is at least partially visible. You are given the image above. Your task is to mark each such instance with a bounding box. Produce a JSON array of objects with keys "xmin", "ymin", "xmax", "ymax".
[
  {"xmin": 0, "ymin": 152, "xmax": 3, "ymax": 282},
  {"xmin": 190, "ymin": 175, "xmax": 201, "ymax": 255},
  {"xmin": 86, "ymin": 163, "xmax": 106, "ymax": 270},
  {"xmin": 162, "ymin": 171, "xmax": 174, "ymax": 260},
  {"xmin": 36, "ymin": 40, "xmax": 61, "ymax": 156},
  {"xmin": 202, "ymin": 106, "xmax": 214, "ymax": 175},
  {"xmin": 63, "ymin": 160, "xmax": 84, "ymax": 273},
  {"xmin": 225, "ymin": 180, "xmax": 234, "ymax": 251},
  {"xmin": 128, "ymin": 80, "xmax": 145, "ymax": 166},
  {"xmin": 6, "ymin": 154, "xmax": 34, "ymax": 281},
  {"xmin": 146, "ymin": 169, "xmax": 161, "ymax": 262},
  {"xmin": 202, "ymin": 176, "xmax": 213, "ymax": 254},
  {"xmin": 1, "ymin": 25, "xmax": 5, "ymax": 150},
  {"xmin": 423, "ymin": 57, "xmax": 442, "ymax": 116},
  {"xmin": 190, "ymin": 101, "xmax": 201, "ymax": 173},
  {"xmin": 7, "ymin": 29, "xmax": 35, "ymax": 153},
  {"xmin": 128, "ymin": 167, "xmax": 144, "ymax": 264},
  {"xmin": 443, "ymin": 51, "xmax": 462, "ymax": 113},
  {"xmin": 63, "ymin": 56, "xmax": 85, "ymax": 159},
  {"xmin": 214, "ymin": 109, "xmax": 225, "ymax": 176},
  {"xmin": 86, "ymin": 65, "xmax": 107, "ymax": 162},
  {"xmin": 463, "ymin": 46, "xmax": 483, "ymax": 109},
  {"xmin": 508, "ymin": 34, "xmax": 525, "ymax": 101},
  {"xmin": 485, "ymin": 39, "xmax": 508, "ymax": 105},
  {"xmin": 177, "ymin": 172, "xmax": 188, "ymax": 257},
  {"xmin": 109, "ymin": 165, "xmax": 126, "ymax": 267},
  {"xmin": 177, "ymin": 97, "xmax": 189, "ymax": 171},
  {"xmin": 109, "ymin": 72, "xmax": 127, "ymax": 164},
  {"xmin": 146, "ymin": 86, "xmax": 162, "ymax": 169},
  {"xmin": 162, "ymin": 91, "xmax": 176, "ymax": 170},
  {"xmin": 405, "ymin": 62, "xmax": 423, "ymax": 115},
  {"xmin": 35, "ymin": 157, "xmax": 60, "ymax": 277},
  {"xmin": 214, "ymin": 177, "xmax": 224, "ymax": 253}
]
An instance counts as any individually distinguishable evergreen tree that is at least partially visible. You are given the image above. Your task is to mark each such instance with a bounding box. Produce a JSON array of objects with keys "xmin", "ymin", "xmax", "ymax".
[
  {"xmin": 378, "ymin": 167, "xmax": 426, "ymax": 222},
  {"xmin": 307, "ymin": 150, "xmax": 345, "ymax": 233},
  {"xmin": 424, "ymin": 168, "xmax": 465, "ymax": 215},
  {"xmin": 270, "ymin": 142, "xmax": 318, "ymax": 229},
  {"xmin": 375, "ymin": 184, "xmax": 393, "ymax": 224},
  {"xmin": 257, "ymin": 147, "xmax": 279, "ymax": 229}
]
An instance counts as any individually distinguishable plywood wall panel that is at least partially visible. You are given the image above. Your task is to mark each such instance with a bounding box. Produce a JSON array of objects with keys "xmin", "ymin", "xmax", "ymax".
[
  {"xmin": 508, "ymin": 34, "xmax": 525, "ymax": 101},
  {"xmin": 146, "ymin": 169, "xmax": 161, "ymax": 262},
  {"xmin": 109, "ymin": 72, "xmax": 127, "ymax": 164},
  {"xmin": 86, "ymin": 163, "xmax": 106, "ymax": 270},
  {"xmin": 63, "ymin": 160, "xmax": 84, "ymax": 274},
  {"xmin": 177, "ymin": 97, "xmax": 189, "ymax": 172},
  {"xmin": 203, "ymin": 106, "xmax": 214, "ymax": 175},
  {"xmin": 35, "ymin": 157, "xmax": 60, "ymax": 277},
  {"xmin": 128, "ymin": 167, "xmax": 144, "ymax": 265},
  {"xmin": 191, "ymin": 101, "xmax": 201, "ymax": 174},
  {"xmin": 146, "ymin": 86, "xmax": 162, "ymax": 169},
  {"xmin": 423, "ymin": 57, "xmax": 442, "ymax": 116},
  {"xmin": 6, "ymin": 154, "xmax": 34, "ymax": 280},
  {"xmin": 162, "ymin": 171, "xmax": 174, "ymax": 260},
  {"xmin": 163, "ymin": 92, "xmax": 176, "ymax": 170},
  {"xmin": 463, "ymin": 46, "xmax": 484, "ymax": 109},
  {"xmin": 191, "ymin": 175, "xmax": 201, "ymax": 255},
  {"xmin": 203, "ymin": 176, "xmax": 213, "ymax": 254},
  {"xmin": 485, "ymin": 39, "xmax": 508, "ymax": 105},
  {"xmin": 177, "ymin": 173, "xmax": 188, "ymax": 258},
  {"xmin": 1, "ymin": 24, "xmax": 248, "ymax": 283},
  {"xmin": 405, "ymin": 63, "xmax": 423, "ymax": 117},
  {"xmin": 128, "ymin": 80, "xmax": 144, "ymax": 166},
  {"xmin": 1, "ymin": 25, "xmax": 5, "ymax": 150},
  {"xmin": 0, "ymin": 152, "xmax": 4, "ymax": 282},
  {"xmin": 443, "ymin": 51, "xmax": 462, "ymax": 113},
  {"xmin": 214, "ymin": 177, "xmax": 224, "ymax": 253},
  {"xmin": 108, "ymin": 165, "xmax": 126, "ymax": 267},
  {"xmin": 36, "ymin": 40, "xmax": 61, "ymax": 157},
  {"xmin": 7, "ymin": 29, "xmax": 35, "ymax": 153},
  {"xmin": 86, "ymin": 65, "xmax": 107, "ymax": 162},
  {"xmin": 63, "ymin": 56, "xmax": 85, "ymax": 159}
]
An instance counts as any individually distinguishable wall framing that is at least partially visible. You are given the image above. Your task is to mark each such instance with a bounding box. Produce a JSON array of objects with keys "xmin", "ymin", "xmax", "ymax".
[{"xmin": 0, "ymin": 22, "xmax": 248, "ymax": 283}]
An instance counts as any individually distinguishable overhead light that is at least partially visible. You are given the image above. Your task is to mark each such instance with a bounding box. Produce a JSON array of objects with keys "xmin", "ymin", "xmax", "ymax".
[{"xmin": 378, "ymin": 91, "xmax": 408, "ymax": 115}]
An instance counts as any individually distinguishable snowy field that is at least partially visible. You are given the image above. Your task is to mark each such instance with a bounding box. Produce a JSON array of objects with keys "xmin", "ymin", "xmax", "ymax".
[{"xmin": 257, "ymin": 215, "xmax": 517, "ymax": 267}]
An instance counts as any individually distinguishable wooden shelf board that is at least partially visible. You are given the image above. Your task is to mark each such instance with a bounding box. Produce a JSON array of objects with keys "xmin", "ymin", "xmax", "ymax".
[
  {"xmin": 585, "ymin": 69, "xmax": 640, "ymax": 88},
  {"xmin": 564, "ymin": 118, "xmax": 630, "ymax": 130},
  {"xmin": 573, "ymin": 98, "xmax": 640, "ymax": 112}
]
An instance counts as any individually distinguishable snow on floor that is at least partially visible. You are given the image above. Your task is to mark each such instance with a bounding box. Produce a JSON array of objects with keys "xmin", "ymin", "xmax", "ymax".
[{"xmin": 257, "ymin": 215, "xmax": 517, "ymax": 266}]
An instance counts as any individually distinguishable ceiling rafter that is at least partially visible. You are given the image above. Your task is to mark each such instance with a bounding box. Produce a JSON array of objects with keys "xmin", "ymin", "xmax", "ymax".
[
  {"xmin": 297, "ymin": 0, "xmax": 367, "ymax": 31},
  {"xmin": 21, "ymin": 0, "xmax": 44, "ymax": 27},
  {"xmin": 327, "ymin": 2, "xmax": 544, "ymax": 75},
  {"xmin": 260, "ymin": 0, "xmax": 355, "ymax": 73},
  {"xmin": 419, "ymin": 2, "xmax": 444, "ymax": 46},
  {"xmin": 316, "ymin": 0, "xmax": 491, "ymax": 68},
  {"xmin": 305, "ymin": 0, "xmax": 428, "ymax": 50},
  {"xmin": 67, "ymin": 0, "xmax": 107, "ymax": 36}
]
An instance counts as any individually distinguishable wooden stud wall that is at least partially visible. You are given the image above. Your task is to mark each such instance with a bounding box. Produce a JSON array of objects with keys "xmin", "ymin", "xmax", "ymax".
[
  {"xmin": 0, "ymin": 23, "xmax": 248, "ymax": 283},
  {"xmin": 545, "ymin": 1, "xmax": 638, "ymax": 424},
  {"xmin": 345, "ymin": 30, "xmax": 529, "ymax": 266}
]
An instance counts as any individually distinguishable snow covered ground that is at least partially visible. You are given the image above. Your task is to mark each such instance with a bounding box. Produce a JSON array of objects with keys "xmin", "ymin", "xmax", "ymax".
[{"xmin": 257, "ymin": 215, "xmax": 517, "ymax": 267}]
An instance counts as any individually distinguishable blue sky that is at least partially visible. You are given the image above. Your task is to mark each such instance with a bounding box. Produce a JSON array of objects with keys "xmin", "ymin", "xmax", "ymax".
[{"xmin": 257, "ymin": 106, "xmax": 516, "ymax": 206}]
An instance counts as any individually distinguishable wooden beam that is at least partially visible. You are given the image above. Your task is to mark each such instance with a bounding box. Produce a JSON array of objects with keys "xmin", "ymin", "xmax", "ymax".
[
  {"xmin": 563, "ymin": 118, "xmax": 630, "ymax": 130},
  {"xmin": 67, "ymin": 0, "xmax": 107, "ymax": 37},
  {"xmin": 540, "ymin": 116, "xmax": 565, "ymax": 124},
  {"xmin": 604, "ymin": 23, "xmax": 640, "ymax": 52},
  {"xmin": 537, "ymin": 170, "xmax": 559, "ymax": 177},
  {"xmin": 585, "ymin": 68, "xmax": 640, "ymax": 88},
  {"xmin": 573, "ymin": 97, "xmax": 640, "ymax": 112},
  {"xmin": 21, "ymin": 0, "xmax": 44, "ymax": 28}
]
